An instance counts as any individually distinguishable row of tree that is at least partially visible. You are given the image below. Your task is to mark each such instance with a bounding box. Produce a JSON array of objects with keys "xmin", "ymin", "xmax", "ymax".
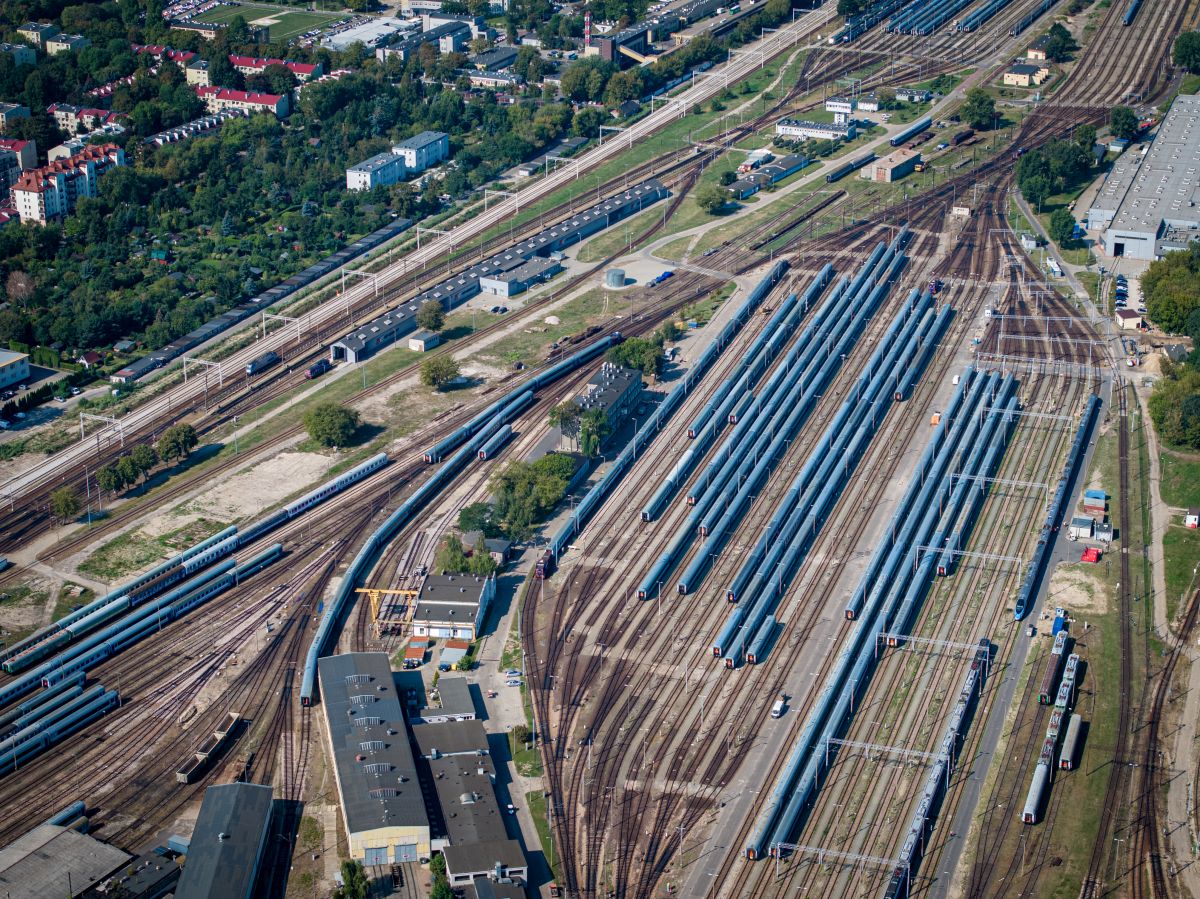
[{"xmin": 94, "ymin": 423, "xmax": 197, "ymax": 495}]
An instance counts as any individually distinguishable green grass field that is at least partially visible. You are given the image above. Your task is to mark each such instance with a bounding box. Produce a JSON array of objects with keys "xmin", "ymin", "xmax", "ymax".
[{"xmin": 192, "ymin": 3, "xmax": 343, "ymax": 41}]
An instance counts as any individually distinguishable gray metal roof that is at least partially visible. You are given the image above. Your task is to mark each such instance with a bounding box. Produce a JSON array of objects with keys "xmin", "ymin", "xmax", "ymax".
[
  {"xmin": 443, "ymin": 839, "xmax": 527, "ymax": 879},
  {"xmin": 349, "ymin": 149, "xmax": 403, "ymax": 174},
  {"xmin": 430, "ymin": 754, "xmax": 508, "ymax": 845},
  {"xmin": 574, "ymin": 362, "xmax": 641, "ymax": 415},
  {"xmin": 466, "ymin": 879, "xmax": 528, "ymax": 899},
  {"xmin": 0, "ymin": 349, "xmax": 28, "ymax": 365},
  {"xmin": 318, "ymin": 653, "xmax": 430, "ymax": 840},
  {"xmin": 0, "ymin": 825, "xmax": 129, "ymax": 898},
  {"xmin": 420, "ymin": 573, "xmax": 490, "ymax": 606},
  {"xmin": 434, "ymin": 676, "xmax": 476, "ymax": 718},
  {"xmin": 1097, "ymin": 94, "xmax": 1200, "ymax": 239},
  {"xmin": 413, "ymin": 719, "xmax": 490, "ymax": 758},
  {"xmin": 175, "ymin": 783, "xmax": 274, "ymax": 899},
  {"xmin": 397, "ymin": 130, "xmax": 449, "ymax": 151}
]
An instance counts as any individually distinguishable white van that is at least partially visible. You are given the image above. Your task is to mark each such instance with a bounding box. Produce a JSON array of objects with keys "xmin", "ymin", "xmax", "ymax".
[{"xmin": 770, "ymin": 695, "xmax": 786, "ymax": 718}]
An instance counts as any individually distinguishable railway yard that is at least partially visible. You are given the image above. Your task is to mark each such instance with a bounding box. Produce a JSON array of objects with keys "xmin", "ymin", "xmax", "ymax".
[{"xmin": 2, "ymin": 0, "xmax": 1200, "ymax": 895}]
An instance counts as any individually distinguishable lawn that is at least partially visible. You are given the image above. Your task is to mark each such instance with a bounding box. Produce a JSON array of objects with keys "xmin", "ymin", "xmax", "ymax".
[
  {"xmin": 576, "ymin": 208, "xmax": 663, "ymax": 263},
  {"xmin": 192, "ymin": 3, "xmax": 343, "ymax": 40},
  {"xmin": 526, "ymin": 790, "xmax": 562, "ymax": 883},
  {"xmin": 78, "ymin": 518, "xmax": 229, "ymax": 581},
  {"xmin": 1163, "ymin": 525, "xmax": 1200, "ymax": 623},
  {"xmin": 1159, "ymin": 451, "xmax": 1200, "ymax": 509},
  {"xmin": 478, "ymin": 287, "xmax": 631, "ymax": 368}
]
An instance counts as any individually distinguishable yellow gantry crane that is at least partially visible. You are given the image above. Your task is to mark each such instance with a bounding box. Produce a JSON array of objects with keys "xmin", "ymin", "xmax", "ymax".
[{"xmin": 355, "ymin": 588, "xmax": 419, "ymax": 636}]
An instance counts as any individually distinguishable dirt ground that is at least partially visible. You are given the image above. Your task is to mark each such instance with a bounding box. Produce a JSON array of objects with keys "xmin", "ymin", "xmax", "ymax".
[
  {"xmin": 1045, "ymin": 564, "xmax": 1109, "ymax": 617},
  {"xmin": 154, "ymin": 452, "xmax": 334, "ymax": 529}
]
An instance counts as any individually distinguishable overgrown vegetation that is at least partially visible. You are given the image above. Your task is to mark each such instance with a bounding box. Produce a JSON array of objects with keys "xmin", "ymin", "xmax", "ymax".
[
  {"xmin": 491, "ymin": 452, "xmax": 579, "ymax": 538},
  {"xmin": 433, "ymin": 533, "xmax": 498, "ymax": 576},
  {"xmin": 1015, "ymin": 130, "xmax": 1095, "ymax": 209}
]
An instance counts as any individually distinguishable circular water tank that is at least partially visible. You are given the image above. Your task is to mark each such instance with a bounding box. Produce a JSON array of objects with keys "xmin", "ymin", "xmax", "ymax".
[{"xmin": 605, "ymin": 269, "xmax": 626, "ymax": 289}]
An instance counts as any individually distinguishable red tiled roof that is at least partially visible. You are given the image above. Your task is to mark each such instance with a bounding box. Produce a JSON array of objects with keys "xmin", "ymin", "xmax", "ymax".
[
  {"xmin": 13, "ymin": 143, "xmax": 122, "ymax": 193},
  {"xmin": 228, "ymin": 54, "xmax": 317, "ymax": 75},
  {"xmin": 195, "ymin": 86, "xmax": 283, "ymax": 105},
  {"xmin": 0, "ymin": 138, "xmax": 29, "ymax": 152}
]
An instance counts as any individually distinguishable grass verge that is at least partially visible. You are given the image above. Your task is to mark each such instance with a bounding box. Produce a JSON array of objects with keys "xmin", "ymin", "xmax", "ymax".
[
  {"xmin": 1159, "ymin": 450, "xmax": 1200, "ymax": 509},
  {"xmin": 526, "ymin": 790, "xmax": 561, "ymax": 883}
]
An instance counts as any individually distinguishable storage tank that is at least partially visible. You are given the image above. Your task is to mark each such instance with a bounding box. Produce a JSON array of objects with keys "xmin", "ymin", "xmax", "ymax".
[{"xmin": 605, "ymin": 269, "xmax": 626, "ymax": 289}]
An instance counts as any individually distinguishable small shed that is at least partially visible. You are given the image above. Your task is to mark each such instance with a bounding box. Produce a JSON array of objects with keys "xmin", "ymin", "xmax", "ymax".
[
  {"xmin": 1115, "ymin": 309, "xmax": 1143, "ymax": 331},
  {"xmin": 409, "ymin": 330, "xmax": 441, "ymax": 352},
  {"xmin": 1068, "ymin": 516, "xmax": 1094, "ymax": 540},
  {"xmin": 1187, "ymin": 507, "xmax": 1200, "ymax": 528},
  {"xmin": 1095, "ymin": 519, "xmax": 1113, "ymax": 544},
  {"xmin": 1083, "ymin": 488, "xmax": 1106, "ymax": 514}
]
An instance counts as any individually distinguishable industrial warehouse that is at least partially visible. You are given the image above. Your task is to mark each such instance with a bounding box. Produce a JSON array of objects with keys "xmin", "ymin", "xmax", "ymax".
[{"xmin": 1089, "ymin": 92, "xmax": 1200, "ymax": 259}]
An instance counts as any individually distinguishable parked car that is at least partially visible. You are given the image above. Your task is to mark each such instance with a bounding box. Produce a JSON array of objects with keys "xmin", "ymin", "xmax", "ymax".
[
  {"xmin": 505, "ymin": 679, "xmax": 522, "ymax": 687},
  {"xmin": 70, "ymin": 387, "xmax": 81, "ymax": 396},
  {"xmin": 506, "ymin": 803, "xmax": 516, "ymax": 815},
  {"xmin": 505, "ymin": 669, "xmax": 522, "ymax": 677}
]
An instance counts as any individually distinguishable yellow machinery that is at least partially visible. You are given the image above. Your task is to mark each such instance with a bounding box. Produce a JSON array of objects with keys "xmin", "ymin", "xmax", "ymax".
[{"xmin": 355, "ymin": 588, "xmax": 418, "ymax": 636}]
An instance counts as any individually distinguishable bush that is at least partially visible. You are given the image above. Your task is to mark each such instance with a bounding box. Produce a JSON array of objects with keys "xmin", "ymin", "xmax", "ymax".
[
  {"xmin": 420, "ymin": 356, "xmax": 461, "ymax": 390},
  {"xmin": 303, "ymin": 403, "xmax": 360, "ymax": 448}
]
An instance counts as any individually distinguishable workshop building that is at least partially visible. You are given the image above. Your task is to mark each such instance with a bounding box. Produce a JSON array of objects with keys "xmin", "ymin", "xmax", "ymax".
[
  {"xmin": 1090, "ymin": 93, "xmax": 1200, "ymax": 259},
  {"xmin": 1003, "ymin": 62, "xmax": 1051, "ymax": 87},
  {"xmin": 479, "ymin": 257, "xmax": 562, "ymax": 297},
  {"xmin": 775, "ymin": 118, "xmax": 856, "ymax": 141},
  {"xmin": 412, "ymin": 573, "xmax": 496, "ymax": 641},
  {"xmin": 318, "ymin": 652, "xmax": 431, "ymax": 866},
  {"xmin": 443, "ymin": 840, "xmax": 529, "ymax": 887},
  {"xmin": 0, "ymin": 825, "xmax": 130, "ymax": 898},
  {"xmin": 861, "ymin": 149, "xmax": 921, "ymax": 183},
  {"xmin": 174, "ymin": 783, "xmax": 274, "ymax": 899},
  {"xmin": 412, "ymin": 675, "xmax": 477, "ymax": 724},
  {"xmin": 1116, "ymin": 309, "xmax": 1143, "ymax": 330}
]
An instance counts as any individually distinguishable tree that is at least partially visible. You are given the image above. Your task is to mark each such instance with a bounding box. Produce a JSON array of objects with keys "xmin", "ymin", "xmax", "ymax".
[
  {"xmin": 876, "ymin": 87, "xmax": 897, "ymax": 110},
  {"xmin": 1043, "ymin": 22, "xmax": 1076, "ymax": 62},
  {"xmin": 836, "ymin": 0, "xmax": 862, "ymax": 16},
  {"xmin": 467, "ymin": 535, "xmax": 498, "ymax": 575},
  {"xmin": 1110, "ymin": 105, "xmax": 1139, "ymax": 142},
  {"xmin": 580, "ymin": 407, "xmax": 610, "ymax": 456},
  {"xmin": 116, "ymin": 456, "xmax": 140, "ymax": 489},
  {"xmin": 50, "ymin": 486, "xmax": 80, "ymax": 523},
  {"xmin": 961, "ymin": 88, "xmax": 996, "ymax": 130},
  {"xmin": 512, "ymin": 723, "xmax": 531, "ymax": 744},
  {"xmin": 157, "ymin": 424, "xmax": 198, "ymax": 462},
  {"xmin": 130, "ymin": 443, "xmax": 158, "ymax": 480},
  {"xmin": 1174, "ymin": 31, "xmax": 1200, "ymax": 74},
  {"xmin": 303, "ymin": 403, "xmax": 360, "ymax": 448},
  {"xmin": 420, "ymin": 357, "xmax": 461, "ymax": 390},
  {"xmin": 490, "ymin": 453, "xmax": 577, "ymax": 537},
  {"xmin": 695, "ymin": 183, "xmax": 729, "ymax": 215},
  {"xmin": 607, "ymin": 337, "xmax": 661, "ymax": 377},
  {"xmin": 1049, "ymin": 208, "xmax": 1076, "ymax": 246},
  {"xmin": 549, "ymin": 400, "xmax": 582, "ymax": 448},
  {"xmin": 1073, "ymin": 123, "xmax": 1097, "ymax": 150},
  {"xmin": 435, "ymin": 534, "xmax": 471, "ymax": 574},
  {"xmin": 458, "ymin": 502, "xmax": 501, "ymax": 537},
  {"xmin": 333, "ymin": 860, "xmax": 370, "ymax": 899},
  {"xmin": 416, "ymin": 300, "xmax": 446, "ymax": 332},
  {"xmin": 5, "ymin": 271, "xmax": 34, "ymax": 307},
  {"xmin": 96, "ymin": 464, "xmax": 123, "ymax": 495}
]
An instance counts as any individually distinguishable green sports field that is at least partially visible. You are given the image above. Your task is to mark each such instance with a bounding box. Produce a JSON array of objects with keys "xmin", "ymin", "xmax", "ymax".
[{"xmin": 191, "ymin": 3, "xmax": 345, "ymax": 42}]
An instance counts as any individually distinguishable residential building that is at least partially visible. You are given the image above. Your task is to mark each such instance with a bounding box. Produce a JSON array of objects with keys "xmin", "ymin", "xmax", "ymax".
[
  {"xmin": 318, "ymin": 652, "xmax": 431, "ymax": 865},
  {"xmin": 228, "ymin": 55, "xmax": 324, "ymax": 82},
  {"xmin": 0, "ymin": 138, "xmax": 36, "ymax": 193},
  {"xmin": 195, "ymin": 86, "xmax": 290, "ymax": 117},
  {"xmin": 50, "ymin": 123, "xmax": 126, "ymax": 161},
  {"xmin": 47, "ymin": 104, "xmax": 119, "ymax": 134},
  {"xmin": 861, "ymin": 148, "xmax": 922, "ymax": 183},
  {"xmin": 131, "ymin": 43, "xmax": 197, "ymax": 65},
  {"xmin": 775, "ymin": 118, "xmax": 856, "ymax": 141},
  {"xmin": 16, "ymin": 22, "xmax": 58, "ymax": 47},
  {"xmin": 394, "ymin": 130, "xmax": 450, "ymax": 173},
  {"xmin": 412, "ymin": 573, "xmax": 496, "ymax": 641},
  {"xmin": 0, "ymin": 42, "xmax": 35, "ymax": 66},
  {"xmin": 186, "ymin": 59, "xmax": 210, "ymax": 86},
  {"xmin": 169, "ymin": 20, "xmax": 267, "ymax": 42},
  {"xmin": 346, "ymin": 149, "xmax": 407, "ymax": 191},
  {"xmin": 146, "ymin": 109, "xmax": 248, "ymax": 146},
  {"xmin": 45, "ymin": 33, "xmax": 90, "ymax": 54},
  {"xmin": 895, "ymin": 87, "xmax": 932, "ymax": 102},
  {"xmin": 11, "ymin": 143, "xmax": 125, "ymax": 224},
  {"xmin": 614, "ymin": 99, "xmax": 642, "ymax": 118},
  {"xmin": 0, "ymin": 103, "xmax": 29, "ymax": 132},
  {"xmin": 1091, "ymin": 92, "xmax": 1200, "ymax": 259},
  {"xmin": 0, "ymin": 350, "xmax": 30, "ymax": 390},
  {"xmin": 1003, "ymin": 62, "xmax": 1050, "ymax": 87},
  {"xmin": 174, "ymin": 783, "xmax": 274, "ymax": 899}
]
